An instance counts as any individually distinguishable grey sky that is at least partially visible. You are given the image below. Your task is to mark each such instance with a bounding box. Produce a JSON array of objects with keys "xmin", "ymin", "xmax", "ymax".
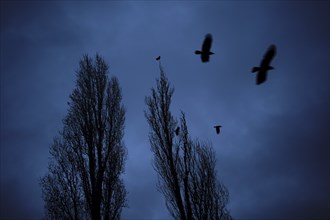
[{"xmin": 1, "ymin": 1, "xmax": 329, "ymax": 220}]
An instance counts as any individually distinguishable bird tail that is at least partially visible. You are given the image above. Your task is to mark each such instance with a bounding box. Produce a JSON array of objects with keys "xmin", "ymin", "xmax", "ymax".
[
  {"xmin": 195, "ymin": 50, "xmax": 202, "ymax": 55},
  {"xmin": 252, "ymin": 67, "xmax": 260, "ymax": 73}
]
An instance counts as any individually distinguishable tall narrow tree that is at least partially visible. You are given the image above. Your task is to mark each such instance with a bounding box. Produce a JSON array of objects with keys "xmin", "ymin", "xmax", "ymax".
[
  {"xmin": 40, "ymin": 54, "xmax": 127, "ymax": 220},
  {"xmin": 145, "ymin": 66, "xmax": 232, "ymax": 220}
]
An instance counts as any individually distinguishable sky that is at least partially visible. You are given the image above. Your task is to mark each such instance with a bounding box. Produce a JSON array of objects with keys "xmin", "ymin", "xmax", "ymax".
[{"xmin": 0, "ymin": 1, "xmax": 329, "ymax": 220}]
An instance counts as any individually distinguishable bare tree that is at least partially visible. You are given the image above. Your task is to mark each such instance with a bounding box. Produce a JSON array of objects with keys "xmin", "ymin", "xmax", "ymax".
[
  {"xmin": 40, "ymin": 135, "xmax": 86, "ymax": 220},
  {"xmin": 188, "ymin": 141, "xmax": 231, "ymax": 220},
  {"xmin": 40, "ymin": 54, "xmax": 127, "ymax": 220},
  {"xmin": 145, "ymin": 67, "xmax": 232, "ymax": 220}
]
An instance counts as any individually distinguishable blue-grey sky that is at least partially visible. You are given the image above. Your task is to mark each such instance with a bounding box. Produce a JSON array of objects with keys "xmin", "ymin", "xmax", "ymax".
[{"xmin": 1, "ymin": 1, "xmax": 329, "ymax": 220}]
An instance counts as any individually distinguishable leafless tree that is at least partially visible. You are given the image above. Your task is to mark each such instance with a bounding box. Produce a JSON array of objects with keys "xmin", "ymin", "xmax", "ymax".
[
  {"xmin": 40, "ymin": 135, "xmax": 86, "ymax": 220},
  {"xmin": 145, "ymin": 67, "xmax": 232, "ymax": 220},
  {"xmin": 40, "ymin": 54, "xmax": 127, "ymax": 220}
]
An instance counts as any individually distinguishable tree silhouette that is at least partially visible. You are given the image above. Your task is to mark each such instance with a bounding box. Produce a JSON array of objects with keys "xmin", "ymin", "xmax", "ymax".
[
  {"xmin": 40, "ymin": 54, "xmax": 127, "ymax": 220},
  {"xmin": 40, "ymin": 135, "xmax": 86, "ymax": 220},
  {"xmin": 145, "ymin": 66, "xmax": 232, "ymax": 220}
]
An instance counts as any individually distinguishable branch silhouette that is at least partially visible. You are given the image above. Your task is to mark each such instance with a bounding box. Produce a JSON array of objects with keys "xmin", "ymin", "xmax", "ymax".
[
  {"xmin": 40, "ymin": 54, "xmax": 127, "ymax": 220},
  {"xmin": 145, "ymin": 66, "xmax": 232, "ymax": 220}
]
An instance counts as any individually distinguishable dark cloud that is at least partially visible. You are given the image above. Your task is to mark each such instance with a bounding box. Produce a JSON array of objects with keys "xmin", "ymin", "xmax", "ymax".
[{"xmin": 1, "ymin": 1, "xmax": 329, "ymax": 220}]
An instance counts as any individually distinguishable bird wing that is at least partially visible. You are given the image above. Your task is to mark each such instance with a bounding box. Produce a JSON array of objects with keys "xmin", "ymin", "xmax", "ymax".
[
  {"xmin": 202, "ymin": 33, "xmax": 212, "ymax": 53},
  {"xmin": 260, "ymin": 44, "xmax": 276, "ymax": 67},
  {"xmin": 256, "ymin": 70, "xmax": 267, "ymax": 85}
]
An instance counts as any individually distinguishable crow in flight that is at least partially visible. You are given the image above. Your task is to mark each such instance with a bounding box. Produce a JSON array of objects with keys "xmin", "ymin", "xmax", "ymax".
[
  {"xmin": 175, "ymin": 127, "xmax": 180, "ymax": 136},
  {"xmin": 214, "ymin": 125, "xmax": 222, "ymax": 135},
  {"xmin": 156, "ymin": 56, "xmax": 161, "ymax": 61},
  {"xmin": 252, "ymin": 44, "xmax": 277, "ymax": 85},
  {"xmin": 195, "ymin": 33, "xmax": 214, "ymax": 62}
]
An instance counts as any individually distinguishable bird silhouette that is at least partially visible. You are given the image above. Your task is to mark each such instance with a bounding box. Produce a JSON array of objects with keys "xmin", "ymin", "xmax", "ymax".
[
  {"xmin": 195, "ymin": 33, "xmax": 214, "ymax": 62},
  {"xmin": 156, "ymin": 56, "xmax": 161, "ymax": 61},
  {"xmin": 252, "ymin": 44, "xmax": 277, "ymax": 85},
  {"xmin": 175, "ymin": 127, "xmax": 180, "ymax": 136},
  {"xmin": 214, "ymin": 125, "xmax": 222, "ymax": 135}
]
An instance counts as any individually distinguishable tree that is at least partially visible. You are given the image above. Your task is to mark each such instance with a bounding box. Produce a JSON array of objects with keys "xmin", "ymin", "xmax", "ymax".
[
  {"xmin": 40, "ymin": 135, "xmax": 86, "ymax": 220},
  {"xmin": 145, "ymin": 66, "xmax": 232, "ymax": 220},
  {"xmin": 40, "ymin": 54, "xmax": 127, "ymax": 220}
]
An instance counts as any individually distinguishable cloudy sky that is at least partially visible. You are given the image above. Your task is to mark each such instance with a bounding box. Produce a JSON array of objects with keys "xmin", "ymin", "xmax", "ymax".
[{"xmin": 1, "ymin": 1, "xmax": 329, "ymax": 220}]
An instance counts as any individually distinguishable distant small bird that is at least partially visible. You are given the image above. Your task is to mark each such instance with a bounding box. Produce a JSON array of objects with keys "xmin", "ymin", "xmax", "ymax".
[
  {"xmin": 214, "ymin": 125, "xmax": 222, "ymax": 135},
  {"xmin": 156, "ymin": 56, "xmax": 161, "ymax": 61},
  {"xmin": 175, "ymin": 127, "xmax": 180, "ymax": 136},
  {"xmin": 195, "ymin": 33, "xmax": 214, "ymax": 62},
  {"xmin": 252, "ymin": 44, "xmax": 277, "ymax": 85}
]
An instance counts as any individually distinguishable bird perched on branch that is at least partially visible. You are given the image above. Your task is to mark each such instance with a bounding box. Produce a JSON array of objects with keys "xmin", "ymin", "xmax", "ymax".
[
  {"xmin": 252, "ymin": 44, "xmax": 277, "ymax": 85},
  {"xmin": 195, "ymin": 33, "xmax": 214, "ymax": 62},
  {"xmin": 175, "ymin": 127, "xmax": 180, "ymax": 136},
  {"xmin": 156, "ymin": 56, "xmax": 161, "ymax": 61}
]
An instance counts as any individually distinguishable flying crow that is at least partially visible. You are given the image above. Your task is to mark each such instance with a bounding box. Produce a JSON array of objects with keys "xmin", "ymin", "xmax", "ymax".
[
  {"xmin": 252, "ymin": 44, "xmax": 277, "ymax": 85},
  {"xmin": 214, "ymin": 125, "xmax": 222, "ymax": 135},
  {"xmin": 195, "ymin": 33, "xmax": 214, "ymax": 62}
]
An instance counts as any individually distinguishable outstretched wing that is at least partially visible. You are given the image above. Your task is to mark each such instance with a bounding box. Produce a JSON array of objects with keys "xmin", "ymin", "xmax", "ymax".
[
  {"xmin": 202, "ymin": 33, "xmax": 212, "ymax": 53},
  {"xmin": 261, "ymin": 44, "xmax": 276, "ymax": 67}
]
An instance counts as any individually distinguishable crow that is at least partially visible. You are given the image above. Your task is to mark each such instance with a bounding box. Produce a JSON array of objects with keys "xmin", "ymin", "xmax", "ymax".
[
  {"xmin": 214, "ymin": 125, "xmax": 222, "ymax": 135},
  {"xmin": 195, "ymin": 33, "xmax": 214, "ymax": 62},
  {"xmin": 156, "ymin": 56, "xmax": 161, "ymax": 61},
  {"xmin": 175, "ymin": 127, "xmax": 180, "ymax": 136},
  {"xmin": 252, "ymin": 44, "xmax": 277, "ymax": 85}
]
